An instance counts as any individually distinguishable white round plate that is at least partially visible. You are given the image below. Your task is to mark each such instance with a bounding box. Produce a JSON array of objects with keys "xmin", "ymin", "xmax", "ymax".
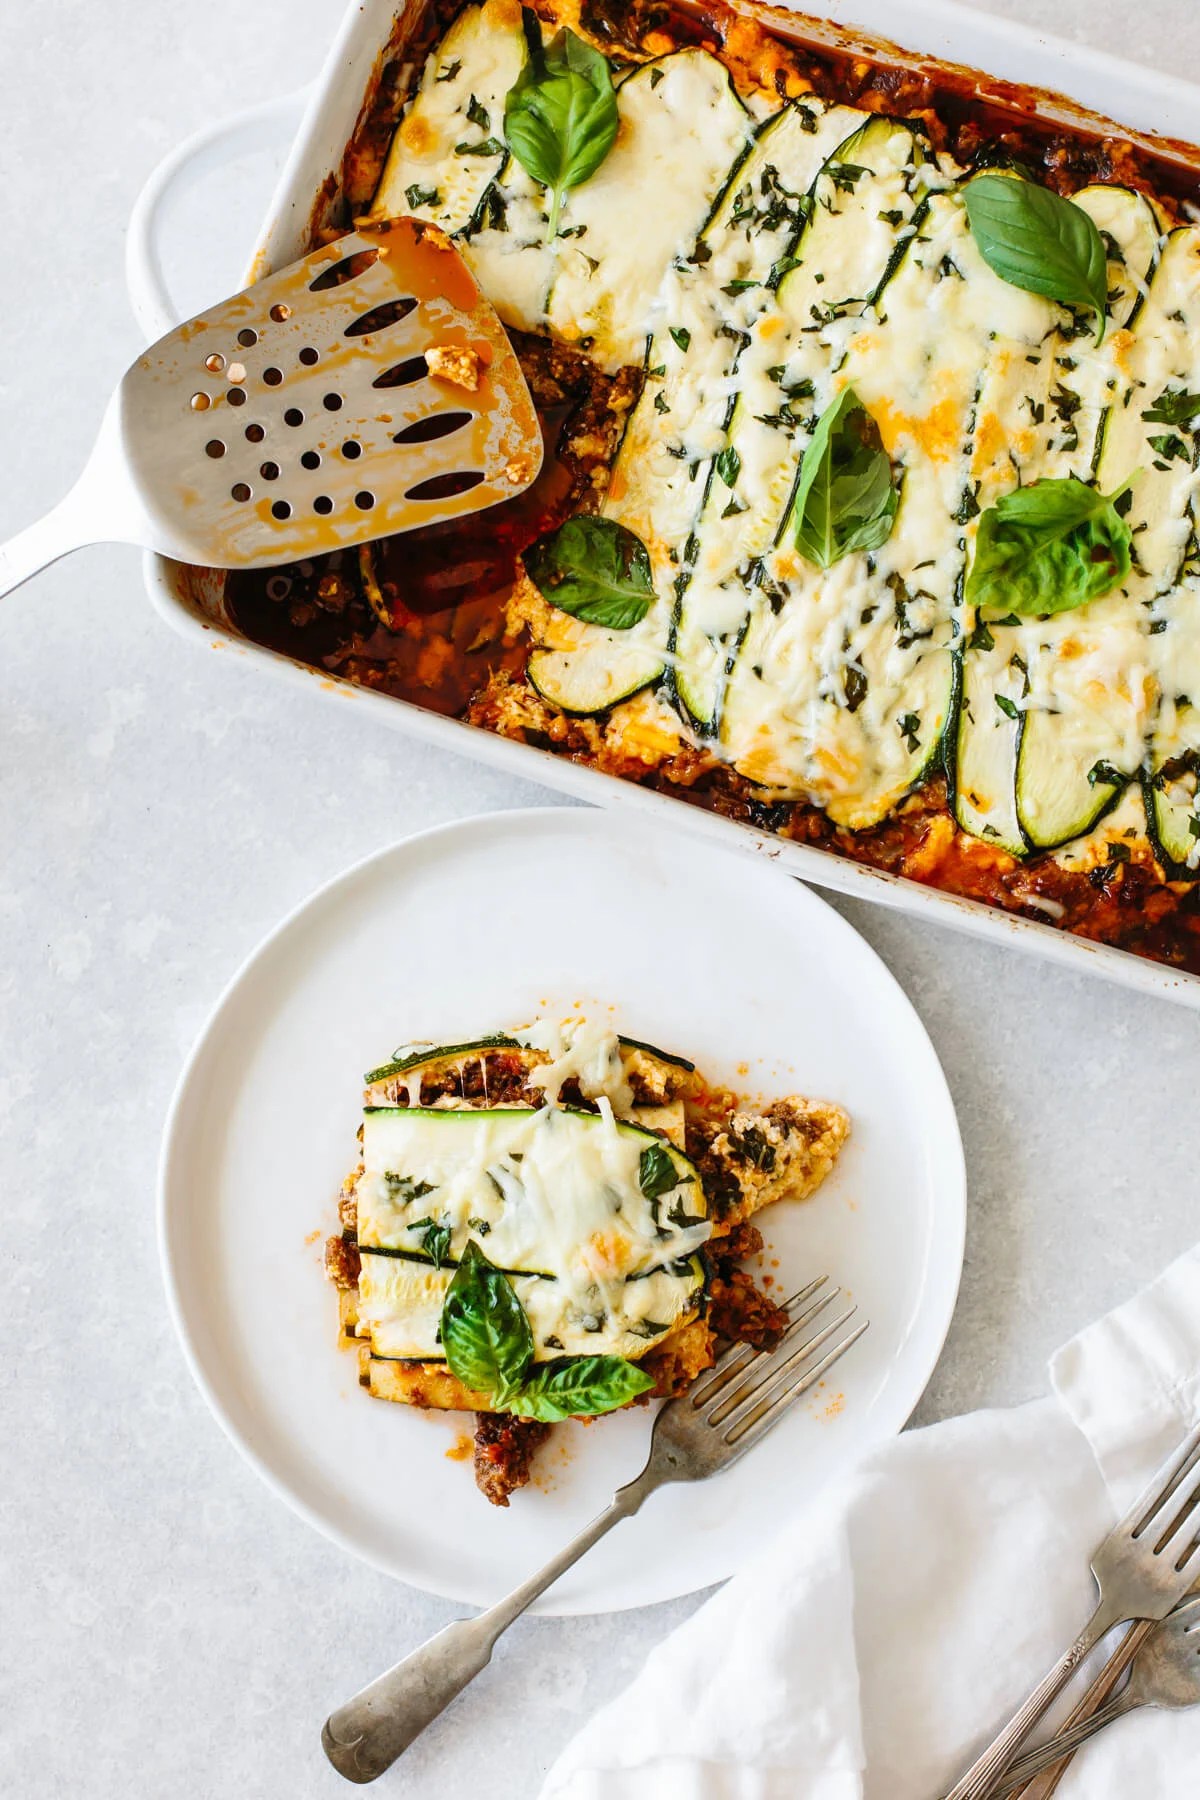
[{"xmin": 160, "ymin": 806, "xmax": 964, "ymax": 1614}]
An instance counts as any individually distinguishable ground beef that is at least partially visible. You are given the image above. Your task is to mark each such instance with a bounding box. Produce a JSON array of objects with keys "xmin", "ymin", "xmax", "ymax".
[
  {"xmin": 707, "ymin": 1267, "xmax": 790, "ymax": 1351},
  {"xmin": 472, "ymin": 1412, "xmax": 552, "ymax": 1507},
  {"xmin": 324, "ymin": 1234, "xmax": 361, "ymax": 1289}
]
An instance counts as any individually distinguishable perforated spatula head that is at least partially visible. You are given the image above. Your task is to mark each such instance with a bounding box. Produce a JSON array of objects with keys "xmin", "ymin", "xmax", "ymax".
[
  {"xmin": 124, "ymin": 217, "xmax": 543, "ymax": 564},
  {"xmin": 0, "ymin": 218, "xmax": 543, "ymax": 598}
]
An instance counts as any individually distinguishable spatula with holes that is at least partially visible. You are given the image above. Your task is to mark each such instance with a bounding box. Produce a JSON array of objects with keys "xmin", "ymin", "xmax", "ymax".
[{"xmin": 0, "ymin": 218, "xmax": 542, "ymax": 600}]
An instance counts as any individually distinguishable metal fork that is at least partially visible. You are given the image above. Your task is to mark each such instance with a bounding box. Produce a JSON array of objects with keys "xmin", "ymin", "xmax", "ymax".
[
  {"xmin": 996, "ymin": 1595, "xmax": 1200, "ymax": 1795},
  {"xmin": 322, "ymin": 1276, "xmax": 868, "ymax": 1784},
  {"xmin": 944, "ymin": 1421, "xmax": 1200, "ymax": 1800}
]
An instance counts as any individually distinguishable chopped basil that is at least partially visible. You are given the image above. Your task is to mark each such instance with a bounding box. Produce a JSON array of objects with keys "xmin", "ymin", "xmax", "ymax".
[
  {"xmin": 995, "ymin": 694, "xmax": 1021, "ymax": 721},
  {"xmin": 1149, "ymin": 433, "xmax": 1190, "ymax": 465},
  {"xmin": 466, "ymin": 93, "xmax": 490, "ymax": 129},
  {"xmin": 1143, "ymin": 388, "xmax": 1200, "ymax": 426},
  {"xmin": 715, "ymin": 446, "xmax": 741, "ymax": 489},
  {"xmin": 828, "ymin": 161, "xmax": 868, "ymax": 192},
  {"xmin": 409, "ymin": 1217, "xmax": 452, "ymax": 1268},
  {"xmin": 1087, "ymin": 759, "xmax": 1124, "ymax": 789},
  {"xmin": 454, "ymin": 136, "xmax": 505, "ymax": 156},
  {"xmin": 638, "ymin": 1141, "xmax": 680, "ymax": 1203},
  {"xmin": 898, "ymin": 711, "xmax": 921, "ymax": 753},
  {"xmin": 383, "ymin": 1172, "xmax": 434, "ymax": 1204},
  {"xmin": 669, "ymin": 326, "xmax": 691, "ymax": 353},
  {"xmin": 404, "ymin": 183, "xmax": 440, "ymax": 209}
]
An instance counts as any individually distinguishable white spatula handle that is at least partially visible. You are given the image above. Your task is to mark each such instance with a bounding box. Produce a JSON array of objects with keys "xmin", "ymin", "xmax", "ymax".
[{"xmin": 0, "ymin": 490, "xmax": 97, "ymax": 601}]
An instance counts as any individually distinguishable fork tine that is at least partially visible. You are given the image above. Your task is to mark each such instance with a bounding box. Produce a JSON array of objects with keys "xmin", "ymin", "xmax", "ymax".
[
  {"xmin": 1149, "ymin": 1452, "xmax": 1200, "ymax": 1558},
  {"xmin": 1130, "ymin": 1421, "xmax": 1200, "ymax": 1537},
  {"xmin": 687, "ymin": 1277, "xmax": 829, "ymax": 1408},
  {"xmin": 725, "ymin": 1318, "xmax": 870, "ymax": 1452},
  {"xmin": 710, "ymin": 1304, "xmax": 858, "ymax": 1432}
]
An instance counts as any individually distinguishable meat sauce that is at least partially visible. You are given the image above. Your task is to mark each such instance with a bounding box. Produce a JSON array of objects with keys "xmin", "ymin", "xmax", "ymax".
[{"xmin": 227, "ymin": 0, "xmax": 1200, "ymax": 977}]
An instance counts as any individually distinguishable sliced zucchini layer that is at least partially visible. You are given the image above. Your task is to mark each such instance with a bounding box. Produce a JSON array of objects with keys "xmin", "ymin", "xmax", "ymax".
[
  {"xmin": 375, "ymin": 9, "xmax": 1200, "ymax": 867},
  {"xmin": 711, "ymin": 116, "xmax": 942, "ymax": 815},
  {"xmin": 355, "ymin": 1103, "xmax": 708, "ymax": 1361},
  {"xmin": 357, "ymin": 1249, "xmax": 706, "ymax": 1362},
  {"xmin": 371, "ymin": 1, "xmax": 519, "ymax": 234},
  {"xmin": 374, "ymin": 14, "xmax": 751, "ymax": 372},
  {"xmin": 1016, "ymin": 222, "xmax": 1198, "ymax": 851},
  {"xmin": 957, "ymin": 184, "xmax": 1163, "ymax": 852},
  {"xmin": 527, "ymin": 100, "xmax": 859, "ymax": 717}
]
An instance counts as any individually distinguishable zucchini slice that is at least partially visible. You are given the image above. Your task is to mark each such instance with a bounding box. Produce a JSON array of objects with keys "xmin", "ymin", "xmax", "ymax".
[
  {"xmin": 365, "ymin": 1034, "xmax": 520, "ymax": 1087},
  {"xmin": 370, "ymin": 1, "xmax": 520, "ymax": 234},
  {"xmin": 711, "ymin": 116, "xmax": 933, "ymax": 803},
  {"xmin": 669, "ymin": 102, "xmax": 870, "ymax": 729},
  {"xmin": 1015, "ymin": 222, "xmax": 1197, "ymax": 851},
  {"xmin": 546, "ymin": 50, "xmax": 751, "ymax": 372},
  {"xmin": 359, "ymin": 1250, "xmax": 705, "ymax": 1368},
  {"xmin": 357, "ymin": 1102, "xmax": 707, "ymax": 1261},
  {"xmin": 526, "ymin": 100, "xmax": 853, "ymax": 717},
  {"xmin": 957, "ymin": 184, "xmax": 1163, "ymax": 852},
  {"xmin": 355, "ymin": 1107, "xmax": 708, "ymax": 1361}
]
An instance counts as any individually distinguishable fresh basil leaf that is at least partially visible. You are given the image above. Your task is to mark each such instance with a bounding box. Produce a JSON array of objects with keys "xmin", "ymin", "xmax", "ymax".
[
  {"xmin": 525, "ymin": 515, "xmax": 654, "ymax": 630},
  {"xmin": 441, "ymin": 1242, "xmax": 533, "ymax": 1402},
  {"xmin": 510, "ymin": 1354, "xmax": 655, "ymax": 1421},
  {"xmin": 963, "ymin": 173, "xmax": 1109, "ymax": 343},
  {"xmin": 792, "ymin": 386, "xmax": 899, "ymax": 569},
  {"xmin": 965, "ymin": 474, "xmax": 1135, "ymax": 618},
  {"xmin": 1143, "ymin": 388, "xmax": 1200, "ymax": 426},
  {"xmin": 503, "ymin": 10, "xmax": 618, "ymax": 242},
  {"xmin": 409, "ymin": 1216, "xmax": 452, "ymax": 1269},
  {"xmin": 638, "ymin": 1141, "xmax": 680, "ymax": 1202}
]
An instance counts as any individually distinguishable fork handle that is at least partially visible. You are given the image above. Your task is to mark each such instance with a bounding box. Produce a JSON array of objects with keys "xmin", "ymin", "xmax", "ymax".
[
  {"xmin": 1005, "ymin": 1617, "xmax": 1155, "ymax": 1800},
  {"xmin": 321, "ymin": 1466, "xmax": 657, "ymax": 1784},
  {"xmin": 995, "ymin": 1690, "xmax": 1143, "ymax": 1795},
  {"xmin": 942, "ymin": 1606, "xmax": 1120, "ymax": 1800}
]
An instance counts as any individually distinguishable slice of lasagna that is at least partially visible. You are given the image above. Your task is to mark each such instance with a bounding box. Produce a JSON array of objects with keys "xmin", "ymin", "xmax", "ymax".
[{"xmin": 324, "ymin": 1019, "xmax": 849, "ymax": 1505}]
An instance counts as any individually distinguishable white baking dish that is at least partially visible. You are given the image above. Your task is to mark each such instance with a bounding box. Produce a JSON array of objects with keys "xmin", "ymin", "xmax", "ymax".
[{"xmin": 127, "ymin": 0, "xmax": 1200, "ymax": 1009}]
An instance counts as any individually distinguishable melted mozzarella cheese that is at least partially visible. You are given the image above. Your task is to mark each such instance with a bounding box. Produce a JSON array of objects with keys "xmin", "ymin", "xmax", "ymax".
[
  {"xmin": 371, "ymin": 0, "xmax": 520, "ymax": 233},
  {"xmin": 374, "ymin": 10, "xmax": 1200, "ymax": 871},
  {"xmin": 514, "ymin": 1016, "xmax": 633, "ymax": 1111},
  {"xmin": 356, "ymin": 1103, "xmax": 708, "ymax": 1362}
]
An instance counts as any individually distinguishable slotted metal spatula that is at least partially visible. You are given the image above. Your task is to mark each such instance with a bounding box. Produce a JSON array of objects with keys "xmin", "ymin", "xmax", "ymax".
[{"xmin": 0, "ymin": 217, "xmax": 542, "ymax": 600}]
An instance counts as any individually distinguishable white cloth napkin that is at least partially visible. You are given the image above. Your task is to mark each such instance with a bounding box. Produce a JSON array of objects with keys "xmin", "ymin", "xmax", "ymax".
[{"xmin": 541, "ymin": 1245, "xmax": 1200, "ymax": 1800}]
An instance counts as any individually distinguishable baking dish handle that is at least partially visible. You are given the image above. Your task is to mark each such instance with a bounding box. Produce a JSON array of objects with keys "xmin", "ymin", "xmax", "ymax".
[{"xmin": 125, "ymin": 90, "xmax": 311, "ymax": 341}]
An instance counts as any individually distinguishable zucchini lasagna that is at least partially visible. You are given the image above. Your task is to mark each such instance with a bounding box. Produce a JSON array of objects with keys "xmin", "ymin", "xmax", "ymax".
[
  {"xmin": 232, "ymin": 0, "xmax": 1200, "ymax": 975},
  {"xmin": 324, "ymin": 1020, "xmax": 849, "ymax": 1504}
]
